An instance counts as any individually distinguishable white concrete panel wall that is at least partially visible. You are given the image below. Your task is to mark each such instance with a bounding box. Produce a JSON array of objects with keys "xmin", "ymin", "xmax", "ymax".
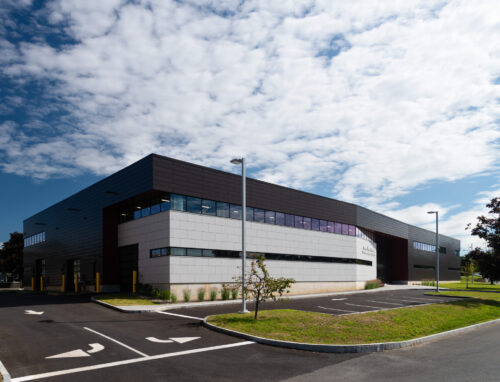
[{"xmin": 117, "ymin": 210, "xmax": 377, "ymax": 286}]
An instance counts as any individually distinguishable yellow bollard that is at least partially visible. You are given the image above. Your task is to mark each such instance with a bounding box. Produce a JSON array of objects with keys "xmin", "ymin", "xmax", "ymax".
[
  {"xmin": 32, "ymin": 277, "xmax": 35, "ymax": 291},
  {"xmin": 74, "ymin": 274, "xmax": 78, "ymax": 293},
  {"xmin": 62, "ymin": 274, "xmax": 66, "ymax": 293},
  {"xmin": 132, "ymin": 270, "xmax": 137, "ymax": 293},
  {"xmin": 96, "ymin": 272, "xmax": 100, "ymax": 294},
  {"xmin": 40, "ymin": 276, "xmax": 44, "ymax": 292}
]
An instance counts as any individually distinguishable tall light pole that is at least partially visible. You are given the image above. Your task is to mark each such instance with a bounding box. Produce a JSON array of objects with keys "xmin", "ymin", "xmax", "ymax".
[
  {"xmin": 427, "ymin": 211, "xmax": 439, "ymax": 292},
  {"xmin": 231, "ymin": 157, "xmax": 249, "ymax": 313}
]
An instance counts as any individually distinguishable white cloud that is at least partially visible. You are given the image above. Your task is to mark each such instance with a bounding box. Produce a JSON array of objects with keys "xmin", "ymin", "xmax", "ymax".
[{"xmin": 1, "ymin": 0, "xmax": 500, "ymax": 241}]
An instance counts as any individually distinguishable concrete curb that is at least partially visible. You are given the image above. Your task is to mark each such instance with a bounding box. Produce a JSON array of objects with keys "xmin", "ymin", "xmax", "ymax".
[
  {"xmin": 0, "ymin": 360, "xmax": 11, "ymax": 382},
  {"xmin": 203, "ymin": 317, "xmax": 500, "ymax": 353}
]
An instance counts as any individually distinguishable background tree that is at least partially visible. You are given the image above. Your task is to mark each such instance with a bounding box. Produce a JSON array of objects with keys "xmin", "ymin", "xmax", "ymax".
[
  {"xmin": 0, "ymin": 232, "xmax": 24, "ymax": 281},
  {"xmin": 461, "ymin": 259, "xmax": 475, "ymax": 288},
  {"xmin": 467, "ymin": 197, "xmax": 500, "ymax": 284},
  {"xmin": 228, "ymin": 255, "xmax": 295, "ymax": 319}
]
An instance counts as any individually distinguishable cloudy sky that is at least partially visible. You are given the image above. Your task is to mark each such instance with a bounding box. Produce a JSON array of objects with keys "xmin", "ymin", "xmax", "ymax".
[{"xmin": 1, "ymin": 0, "xmax": 499, "ymax": 251}]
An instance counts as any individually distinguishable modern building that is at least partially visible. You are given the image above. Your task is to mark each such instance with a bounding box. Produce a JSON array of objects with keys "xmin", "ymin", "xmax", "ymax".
[{"xmin": 23, "ymin": 154, "xmax": 461, "ymax": 296}]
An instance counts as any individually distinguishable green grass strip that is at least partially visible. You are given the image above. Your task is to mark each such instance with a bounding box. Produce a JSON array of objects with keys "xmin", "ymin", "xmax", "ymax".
[
  {"xmin": 208, "ymin": 299, "xmax": 500, "ymax": 345},
  {"xmin": 95, "ymin": 293, "xmax": 161, "ymax": 306},
  {"xmin": 440, "ymin": 280, "xmax": 500, "ymax": 291}
]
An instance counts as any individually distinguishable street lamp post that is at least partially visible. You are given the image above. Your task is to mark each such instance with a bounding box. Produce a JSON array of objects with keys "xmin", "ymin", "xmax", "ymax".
[
  {"xmin": 231, "ymin": 157, "xmax": 249, "ymax": 313},
  {"xmin": 427, "ymin": 211, "xmax": 439, "ymax": 292}
]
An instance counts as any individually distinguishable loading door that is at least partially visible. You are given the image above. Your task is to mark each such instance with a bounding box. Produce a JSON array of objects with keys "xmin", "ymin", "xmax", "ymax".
[{"xmin": 118, "ymin": 244, "xmax": 138, "ymax": 292}]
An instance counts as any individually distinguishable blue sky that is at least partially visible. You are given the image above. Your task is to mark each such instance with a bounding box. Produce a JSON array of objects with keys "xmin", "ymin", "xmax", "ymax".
[{"xmin": 1, "ymin": 0, "xmax": 499, "ymax": 252}]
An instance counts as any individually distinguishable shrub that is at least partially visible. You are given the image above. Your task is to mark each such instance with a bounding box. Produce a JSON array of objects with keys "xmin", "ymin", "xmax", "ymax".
[
  {"xmin": 183, "ymin": 288, "xmax": 191, "ymax": 302},
  {"xmin": 210, "ymin": 288, "xmax": 218, "ymax": 301},
  {"xmin": 421, "ymin": 279, "xmax": 436, "ymax": 287},
  {"xmin": 231, "ymin": 288, "xmax": 239, "ymax": 300},
  {"xmin": 152, "ymin": 288, "xmax": 161, "ymax": 298},
  {"xmin": 197, "ymin": 288, "xmax": 206, "ymax": 302},
  {"xmin": 159, "ymin": 289, "xmax": 171, "ymax": 301},
  {"xmin": 170, "ymin": 292, "xmax": 178, "ymax": 303},
  {"xmin": 221, "ymin": 288, "xmax": 230, "ymax": 300},
  {"xmin": 365, "ymin": 279, "xmax": 382, "ymax": 290},
  {"xmin": 137, "ymin": 283, "xmax": 153, "ymax": 296}
]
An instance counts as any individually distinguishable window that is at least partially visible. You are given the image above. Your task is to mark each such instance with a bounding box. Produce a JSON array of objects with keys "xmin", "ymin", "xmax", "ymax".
[
  {"xmin": 170, "ymin": 247, "xmax": 186, "ymax": 256},
  {"xmin": 202, "ymin": 249, "xmax": 215, "ymax": 257},
  {"xmin": 455, "ymin": 250, "xmax": 460, "ymax": 256},
  {"xmin": 141, "ymin": 207, "xmax": 150, "ymax": 218},
  {"xmin": 133, "ymin": 209, "xmax": 142, "ymax": 219},
  {"xmin": 319, "ymin": 220, "xmax": 328, "ymax": 232},
  {"xmin": 186, "ymin": 248, "xmax": 202, "ymax": 256},
  {"xmin": 160, "ymin": 198, "xmax": 171, "ymax": 211},
  {"xmin": 439, "ymin": 246, "xmax": 446, "ymax": 254},
  {"xmin": 341, "ymin": 224, "xmax": 349, "ymax": 235},
  {"xmin": 201, "ymin": 199, "xmax": 216, "ymax": 215},
  {"xmin": 216, "ymin": 202, "xmax": 229, "ymax": 218},
  {"xmin": 171, "ymin": 194, "xmax": 187, "ymax": 211},
  {"xmin": 294, "ymin": 215, "xmax": 304, "ymax": 228},
  {"xmin": 311, "ymin": 219, "xmax": 320, "ymax": 231},
  {"xmin": 150, "ymin": 203, "xmax": 161, "ymax": 215},
  {"xmin": 348, "ymin": 225, "xmax": 356, "ymax": 236},
  {"xmin": 254, "ymin": 208, "xmax": 265, "ymax": 223},
  {"xmin": 187, "ymin": 197, "xmax": 202, "ymax": 213},
  {"xmin": 265, "ymin": 210, "xmax": 275, "ymax": 224},
  {"xmin": 334, "ymin": 222, "xmax": 342, "ymax": 234},
  {"xmin": 150, "ymin": 248, "xmax": 168, "ymax": 257},
  {"xmin": 246, "ymin": 207, "xmax": 254, "ymax": 221},
  {"xmin": 275, "ymin": 212, "xmax": 285, "ymax": 226},
  {"xmin": 73, "ymin": 259, "xmax": 80, "ymax": 282},
  {"xmin": 230, "ymin": 204, "xmax": 242, "ymax": 220},
  {"xmin": 285, "ymin": 214, "xmax": 294, "ymax": 227}
]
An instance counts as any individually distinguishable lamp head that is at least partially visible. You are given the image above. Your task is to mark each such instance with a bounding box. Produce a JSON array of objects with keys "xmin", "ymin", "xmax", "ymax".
[
  {"xmin": 427, "ymin": 211, "xmax": 436, "ymax": 214},
  {"xmin": 230, "ymin": 158, "xmax": 243, "ymax": 164}
]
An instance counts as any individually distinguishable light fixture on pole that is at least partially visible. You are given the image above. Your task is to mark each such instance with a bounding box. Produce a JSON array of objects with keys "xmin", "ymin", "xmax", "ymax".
[
  {"xmin": 230, "ymin": 157, "xmax": 249, "ymax": 313},
  {"xmin": 427, "ymin": 211, "xmax": 439, "ymax": 292}
]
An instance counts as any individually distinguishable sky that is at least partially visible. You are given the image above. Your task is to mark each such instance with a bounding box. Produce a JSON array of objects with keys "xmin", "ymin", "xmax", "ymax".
[{"xmin": 1, "ymin": 0, "xmax": 499, "ymax": 253}]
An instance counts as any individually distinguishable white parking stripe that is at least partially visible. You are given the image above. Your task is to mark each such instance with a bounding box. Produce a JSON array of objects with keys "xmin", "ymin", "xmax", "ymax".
[
  {"xmin": 317, "ymin": 306, "xmax": 357, "ymax": 313},
  {"xmin": 11, "ymin": 341, "xmax": 254, "ymax": 382},
  {"xmin": 156, "ymin": 311, "xmax": 203, "ymax": 321},
  {"xmin": 84, "ymin": 327, "xmax": 148, "ymax": 357},
  {"xmin": 366, "ymin": 300, "xmax": 404, "ymax": 306},
  {"xmin": 344, "ymin": 303, "xmax": 386, "ymax": 310},
  {"xmin": 396, "ymin": 296, "xmax": 448, "ymax": 302},
  {"xmin": 382, "ymin": 298, "xmax": 429, "ymax": 304}
]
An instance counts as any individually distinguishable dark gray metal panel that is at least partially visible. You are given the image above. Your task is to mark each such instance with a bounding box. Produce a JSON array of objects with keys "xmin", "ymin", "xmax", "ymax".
[
  {"xmin": 408, "ymin": 225, "xmax": 461, "ymax": 281},
  {"xmin": 356, "ymin": 207, "xmax": 409, "ymax": 238},
  {"xmin": 152, "ymin": 154, "xmax": 357, "ymax": 223},
  {"xmin": 22, "ymin": 155, "xmax": 154, "ymax": 287}
]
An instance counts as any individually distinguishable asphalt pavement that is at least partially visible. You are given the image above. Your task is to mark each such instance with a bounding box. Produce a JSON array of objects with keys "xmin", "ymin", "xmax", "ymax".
[{"xmin": 0, "ymin": 289, "xmax": 495, "ymax": 382}]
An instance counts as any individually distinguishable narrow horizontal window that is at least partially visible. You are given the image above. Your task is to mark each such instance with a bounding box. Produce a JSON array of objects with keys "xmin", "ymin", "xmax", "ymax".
[{"xmin": 201, "ymin": 199, "xmax": 216, "ymax": 216}]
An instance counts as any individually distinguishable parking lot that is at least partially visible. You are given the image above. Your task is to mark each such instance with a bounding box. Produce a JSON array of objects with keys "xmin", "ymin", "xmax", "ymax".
[{"xmin": 0, "ymin": 289, "xmax": 465, "ymax": 381}]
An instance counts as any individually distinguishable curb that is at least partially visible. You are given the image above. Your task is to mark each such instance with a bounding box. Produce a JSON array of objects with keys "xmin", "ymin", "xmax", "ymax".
[
  {"xmin": 91, "ymin": 297, "xmax": 148, "ymax": 313},
  {"xmin": 202, "ymin": 317, "xmax": 500, "ymax": 353},
  {"xmin": 0, "ymin": 360, "xmax": 11, "ymax": 382}
]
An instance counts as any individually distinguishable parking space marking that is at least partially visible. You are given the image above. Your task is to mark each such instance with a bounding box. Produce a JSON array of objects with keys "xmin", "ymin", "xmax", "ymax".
[
  {"xmin": 366, "ymin": 300, "xmax": 404, "ymax": 306},
  {"xmin": 84, "ymin": 327, "xmax": 148, "ymax": 357},
  {"xmin": 11, "ymin": 341, "xmax": 255, "ymax": 382},
  {"xmin": 155, "ymin": 311, "xmax": 203, "ymax": 321},
  {"xmin": 396, "ymin": 296, "xmax": 449, "ymax": 302},
  {"xmin": 345, "ymin": 303, "xmax": 387, "ymax": 310},
  {"xmin": 317, "ymin": 306, "xmax": 357, "ymax": 313}
]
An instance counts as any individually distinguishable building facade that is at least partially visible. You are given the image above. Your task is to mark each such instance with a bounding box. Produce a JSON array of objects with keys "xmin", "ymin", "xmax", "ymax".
[{"xmin": 23, "ymin": 154, "xmax": 461, "ymax": 296}]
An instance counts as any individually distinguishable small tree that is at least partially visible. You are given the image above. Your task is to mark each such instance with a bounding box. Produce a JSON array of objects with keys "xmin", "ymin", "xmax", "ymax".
[
  {"xmin": 462, "ymin": 260, "xmax": 474, "ymax": 289},
  {"xmin": 0, "ymin": 232, "xmax": 23, "ymax": 281},
  {"xmin": 229, "ymin": 255, "xmax": 295, "ymax": 319}
]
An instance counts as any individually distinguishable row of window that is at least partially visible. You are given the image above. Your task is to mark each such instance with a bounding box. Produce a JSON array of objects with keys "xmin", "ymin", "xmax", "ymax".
[
  {"xmin": 24, "ymin": 232, "xmax": 46, "ymax": 248},
  {"xmin": 150, "ymin": 246, "xmax": 373, "ymax": 266},
  {"xmin": 413, "ymin": 264, "xmax": 435, "ymax": 269},
  {"xmin": 119, "ymin": 193, "xmax": 376, "ymax": 244},
  {"xmin": 413, "ymin": 241, "xmax": 448, "ymax": 254}
]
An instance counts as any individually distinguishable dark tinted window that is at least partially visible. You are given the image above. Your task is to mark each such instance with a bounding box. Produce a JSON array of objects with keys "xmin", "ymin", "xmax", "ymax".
[
  {"xmin": 342, "ymin": 224, "xmax": 349, "ymax": 235},
  {"xmin": 303, "ymin": 217, "xmax": 311, "ymax": 230},
  {"xmin": 246, "ymin": 207, "xmax": 254, "ymax": 221},
  {"xmin": 334, "ymin": 222, "xmax": 342, "ymax": 234},
  {"xmin": 134, "ymin": 209, "xmax": 142, "ymax": 219},
  {"xmin": 187, "ymin": 248, "xmax": 202, "ymax": 256},
  {"xmin": 201, "ymin": 199, "xmax": 216, "ymax": 215},
  {"xmin": 161, "ymin": 198, "xmax": 171, "ymax": 211},
  {"xmin": 171, "ymin": 194, "xmax": 186, "ymax": 211},
  {"xmin": 202, "ymin": 249, "xmax": 215, "ymax": 257},
  {"xmin": 285, "ymin": 214, "xmax": 294, "ymax": 227},
  {"xmin": 216, "ymin": 202, "xmax": 229, "ymax": 218},
  {"xmin": 141, "ymin": 207, "xmax": 150, "ymax": 217},
  {"xmin": 265, "ymin": 210, "xmax": 275, "ymax": 224},
  {"xmin": 295, "ymin": 215, "xmax": 304, "ymax": 228},
  {"xmin": 348, "ymin": 225, "xmax": 356, "ymax": 236},
  {"xmin": 276, "ymin": 212, "xmax": 285, "ymax": 226},
  {"xmin": 311, "ymin": 219, "xmax": 319, "ymax": 231},
  {"xmin": 230, "ymin": 204, "xmax": 242, "ymax": 220},
  {"xmin": 171, "ymin": 247, "xmax": 186, "ymax": 256},
  {"xmin": 150, "ymin": 204, "xmax": 161, "ymax": 215},
  {"xmin": 187, "ymin": 197, "xmax": 202, "ymax": 213},
  {"xmin": 319, "ymin": 220, "xmax": 328, "ymax": 232},
  {"xmin": 254, "ymin": 209, "xmax": 265, "ymax": 223}
]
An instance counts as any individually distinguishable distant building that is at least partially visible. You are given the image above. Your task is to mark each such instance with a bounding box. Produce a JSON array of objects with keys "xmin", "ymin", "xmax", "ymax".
[{"xmin": 23, "ymin": 154, "xmax": 460, "ymax": 295}]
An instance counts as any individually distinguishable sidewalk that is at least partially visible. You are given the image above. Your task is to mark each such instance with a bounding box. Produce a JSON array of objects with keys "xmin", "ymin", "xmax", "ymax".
[{"xmin": 92, "ymin": 284, "xmax": 442, "ymax": 313}]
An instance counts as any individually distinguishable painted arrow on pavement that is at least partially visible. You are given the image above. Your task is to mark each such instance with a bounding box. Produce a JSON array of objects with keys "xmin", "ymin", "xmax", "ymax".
[
  {"xmin": 146, "ymin": 337, "xmax": 200, "ymax": 344},
  {"xmin": 25, "ymin": 310, "xmax": 44, "ymax": 315},
  {"xmin": 46, "ymin": 343, "xmax": 104, "ymax": 359}
]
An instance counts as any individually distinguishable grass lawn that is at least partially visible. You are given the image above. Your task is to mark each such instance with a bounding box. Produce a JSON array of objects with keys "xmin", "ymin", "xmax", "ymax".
[
  {"xmin": 441, "ymin": 278, "xmax": 500, "ymax": 291},
  {"xmin": 95, "ymin": 293, "xmax": 163, "ymax": 306},
  {"xmin": 208, "ymin": 298, "xmax": 500, "ymax": 345},
  {"xmin": 430, "ymin": 290, "xmax": 500, "ymax": 302}
]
